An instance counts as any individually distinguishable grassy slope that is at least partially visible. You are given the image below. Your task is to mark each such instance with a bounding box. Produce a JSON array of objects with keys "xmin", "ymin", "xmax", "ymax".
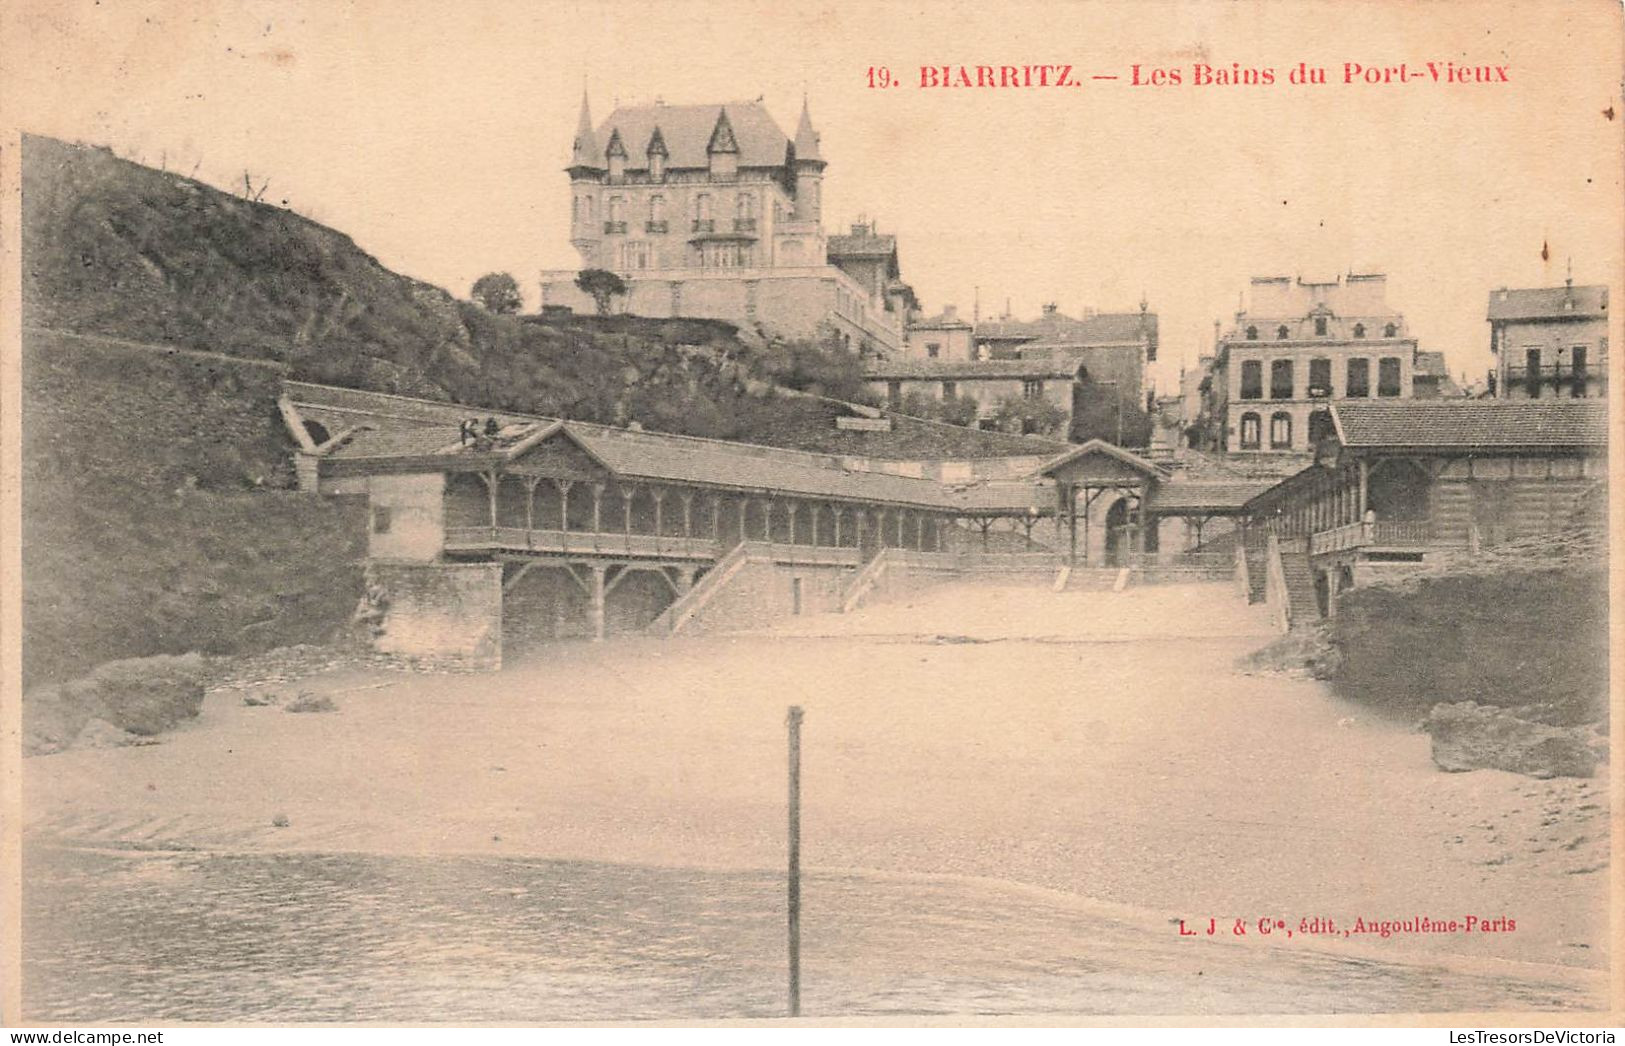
[{"xmin": 21, "ymin": 134, "xmax": 1056, "ymax": 458}]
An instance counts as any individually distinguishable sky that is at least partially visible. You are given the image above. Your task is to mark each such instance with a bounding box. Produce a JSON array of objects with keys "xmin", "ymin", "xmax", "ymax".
[{"xmin": 8, "ymin": 0, "xmax": 1623, "ymax": 393}]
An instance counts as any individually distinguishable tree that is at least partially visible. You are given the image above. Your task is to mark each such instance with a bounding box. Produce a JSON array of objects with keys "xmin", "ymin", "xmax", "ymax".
[
  {"xmin": 575, "ymin": 268, "xmax": 627, "ymax": 317},
  {"xmin": 470, "ymin": 272, "xmax": 522, "ymax": 314},
  {"xmin": 992, "ymin": 394, "xmax": 1068, "ymax": 438}
]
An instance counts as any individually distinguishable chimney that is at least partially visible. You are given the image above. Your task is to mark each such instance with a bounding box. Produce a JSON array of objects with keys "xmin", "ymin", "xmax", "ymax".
[
  {"xmin": 942, "ymin": 305, "xmax": 957, "ymax": 320},
  {"xmin": 1042, "ymin": 302, "xmax": 1058, "ymax": 316}
]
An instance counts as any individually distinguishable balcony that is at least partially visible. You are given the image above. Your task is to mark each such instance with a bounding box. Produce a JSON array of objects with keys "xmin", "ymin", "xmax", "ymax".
[
  {"xmin": 733, "ymin": 217, "xmax": 757, "ymax": 232},
  {"xmin": 445, "ymin": 526, "xmax": 721, "ymax": 561},
  {"xmin": 1505, "ymin": 363, "xmax": 1597, "ymax": 391},
  {"xmin": 691, "ymin": 219, "xmax": 716, "ymax": 233},
  {"xmin": 645, "ymin": 220, "xmax": 669, "ymax": 233},
  {"xmin": 1308, "ymin": 519, "xmax": 1435, "ymax": 555},
  {"xmin": 603, "ymin": 221, "xmax": 628, "ymax": 234}
]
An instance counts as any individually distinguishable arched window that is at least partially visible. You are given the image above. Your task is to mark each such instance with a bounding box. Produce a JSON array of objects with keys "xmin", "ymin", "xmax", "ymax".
[
  {"xmin": 1383, "ymin": 323, "xmax": 1397, "ymax": 338},
  {"xmin": 1245, "ymin": 325, "xmax": 1258, "ymax": 341},
  {"xmin": 650, "ymin": 152, "xmax": 665, "ymax": 182},
  {"xmin": 1239, "ymin": 359, "xmax": 1263, "ymax": 399},
  {"xmin": 1352, "ymin": 323, "xmax": 1366, "ymax": 339},
  {"xmin": 1270, "ymin": 412, "xmax": 1293, "ymax": 449},
  {"xmin": 1239, "ymin": 412, "xmax": 1262, "ymax": 449},
  {"xmin": 1270, "ymin": 358, "xmax": 1294, "ymax": 399},
  {"xmin": 1314, "ymin": 316, "xmax": 1328, "ymax": 337},
  {"xmin": 1276, "ymin": 325, "xmax": 1290, "ymax": 340}
]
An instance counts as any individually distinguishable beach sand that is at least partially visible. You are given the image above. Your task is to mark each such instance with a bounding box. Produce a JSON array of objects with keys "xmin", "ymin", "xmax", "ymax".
[{"xmin": 24, "ymin": 580, "xmax": 1610, "ymax": 981}]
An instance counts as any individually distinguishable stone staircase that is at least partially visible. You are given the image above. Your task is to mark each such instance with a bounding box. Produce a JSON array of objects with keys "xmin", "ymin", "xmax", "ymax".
[
  {"xmin": 1275, "ymin": 541, "xmax": 1320, "ymax": 629},
  {"xmin": 647, "ymin": 541, "xmax": 750, "ymax": 636},
  {"xmin": 1241, "ymin": 535, "xmax": 1270, "ymax": 605},
  {"xmin": 1057, "ymin": 567, "xmax": 1121, "ymax": 592}
]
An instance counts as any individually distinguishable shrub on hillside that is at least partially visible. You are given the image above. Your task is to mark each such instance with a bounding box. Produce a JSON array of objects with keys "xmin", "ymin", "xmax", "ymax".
[{"xmin": 1327, "ymin": 565, "xmax": 1607, "ymax": 727}]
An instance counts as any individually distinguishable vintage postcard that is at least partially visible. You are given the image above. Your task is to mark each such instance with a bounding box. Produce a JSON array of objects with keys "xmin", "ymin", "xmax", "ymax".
[{"xmin": 1, "ymin": 0, "xmax": 1620, "ymax": 1029}]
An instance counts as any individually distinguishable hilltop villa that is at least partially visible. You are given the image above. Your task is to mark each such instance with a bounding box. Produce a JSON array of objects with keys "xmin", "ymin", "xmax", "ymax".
[{"xmin": 539, "ymin": 93, "xmax": 913, "ymax": 355}]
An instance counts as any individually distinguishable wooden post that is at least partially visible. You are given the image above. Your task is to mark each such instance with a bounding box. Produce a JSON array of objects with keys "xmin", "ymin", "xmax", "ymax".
[
  {"xmin": 1068, "ymin": 493, "xmax": 1079, "ymax": 565},
  {"xmin": 556, "ymin": 478, "xmax": 572, "ymax": 531},
  {"xmin": 786, "ymin": 704, "xmax": 804, "ymax": 1019},
  {"xmin": 484, "ymin": 469, "xmax": 499, "ymax": 533},
  {"xmin": 591, "ymin": 484, "xmax": 604, "ymax": 533}
]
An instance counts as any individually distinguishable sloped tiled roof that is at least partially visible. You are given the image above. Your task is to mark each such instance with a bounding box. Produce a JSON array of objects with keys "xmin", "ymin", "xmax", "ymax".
[
  {"xmin": 1145, "ymin": 479, "xmax": 1275, "ymax": 513},
  {"xmin": 1486, "ymin": 285, "xmax": 1608, "ymax": 322},
  {"xmin": 597, "ymin": 102, "xmax": 790, "ymax": 170},
  {"xmin": 911, "ymin": 309, "xmax": 972, "ymax": 330},
  {"xmin": 1034, "ymin": 438, "xmax": 1168, "ymax": 480},
  {"xmin": 1413, "ymin": 351, "xmax": 1450, "ymax": 378},
  {"xmin": 1332, "ymin": 401, "xmax": 1609, "ymax": 448},
  {"xmin": 560, "ymin": 424, "xmax": 956, "ymax": 508},
  {"xmin": 284, "ymin": 381, "xmax": 1057, "ymax": 511},
  {"xmin": 978, "ymin": 310, "xmax": 1154, "ymax": 345},
  {"xmin": 827, "ymin": 231, "xmax": 897, "ymax": 258},
  {"xmin": 865, "ymin": 358, "xmax": 1080, "ymax": 381}
]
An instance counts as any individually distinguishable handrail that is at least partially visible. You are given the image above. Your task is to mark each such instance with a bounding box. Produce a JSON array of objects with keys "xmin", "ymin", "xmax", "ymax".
[
  {"xmin": 649, "ymin": 541, "xmax": 753, "ymax": 636},
  {"xmin": 1264, "ymin": 533, "xmax": 1292, "ymax": 634},
  {"xmin": 840, "ymin": 548, "xmax": 893, "ymax": 613},
  {"xmin": 445, "ymin": 525, "xmax": 723, "ymax": 561}
]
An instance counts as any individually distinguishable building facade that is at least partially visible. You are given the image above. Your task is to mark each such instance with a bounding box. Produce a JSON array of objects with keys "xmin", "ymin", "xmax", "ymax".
[
  {"xmin": 1487, "ymin": 281, "xmax": 1609, "ymax": 400},
  {"xmin": 903, "ymin": 305, "xmax": 976, "ymax": 361},
  {"xmin": 1207, "ymin": 274, "xmax": 1423, "ymax": 456},
  {"xmin": 1239, "ymin": 400, "xmax": 1607, "ymax": 627},
  {"xmin": 539, "ymin": 93, "xmax": 908, "ymax": 354},
  {"xmin": 863, "ymin": 358, "xmax": 1082, "ymax": 432}
]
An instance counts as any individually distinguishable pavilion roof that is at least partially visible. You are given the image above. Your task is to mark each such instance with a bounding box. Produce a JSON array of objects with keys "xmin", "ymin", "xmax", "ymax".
[
  {"xmin": 283, "ymin": 381, "xmax": 1051, "ymax": 513},
  {"xmin": 1331, "ymin": 401, "xmax": 1608, "ymax": 450}
]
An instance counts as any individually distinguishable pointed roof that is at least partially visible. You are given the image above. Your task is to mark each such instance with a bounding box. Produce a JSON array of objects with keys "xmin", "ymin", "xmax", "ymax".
[
  {"xmin": 594, "ymin": 101, "xmax": 792, "ymax": 170},
  {"xmin": 794, "ymin": 96, "xmax": 823, "ymax": 164},
  {"xmin": 569, "ymin": 91, "xmax": 603, "ymax": 169},
  {"xmin": 706, "ymin": 108, "xmax": 739, "ymax": 154},
  {"xmin": 1031, "ymin": 439, "xmax": 1168, "ymax": 481},
  {"xmin": 603, "ymin": 127, "xmax": 627, "ymax": 159},
  {"xmin": 645, "ymin": 124, "xmax": 668, "ymax": 157}
]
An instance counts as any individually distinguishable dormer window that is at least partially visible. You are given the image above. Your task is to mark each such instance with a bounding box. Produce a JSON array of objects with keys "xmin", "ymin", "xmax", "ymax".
[
  {"xmin": 1314, "ymin": 317, "xmax": 1328, "ymax": 337},
  {"xmin": 1245, "ymin": 326, "xmax": 1258, "ymax": 341},
  {"xmin": 1353, "ymin": 323, "xmax": 1366, "ymax": 339},
  {"xmin": 1276, "ymin": 325, "xmax": 1289, "ymax": 340},
  {"xmin": 605, "ymin": 128, "xmax": 628, "ymax": 182},
  {"xmin": 706, "ymin": 108, "xmax": 740, "ymax": 179},
  {"xmin": 646, "ymin": 126, "xmax": 668, "ymax": 182},
  {"xmin": 1383, "ymin": 323, "xmax": 1397, "ymax": 338}
]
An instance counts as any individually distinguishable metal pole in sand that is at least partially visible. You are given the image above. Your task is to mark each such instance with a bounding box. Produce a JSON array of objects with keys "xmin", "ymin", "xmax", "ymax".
[{"xmin": 786, "ymin": 704, "xmax": 804, "ymax": 1018}]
